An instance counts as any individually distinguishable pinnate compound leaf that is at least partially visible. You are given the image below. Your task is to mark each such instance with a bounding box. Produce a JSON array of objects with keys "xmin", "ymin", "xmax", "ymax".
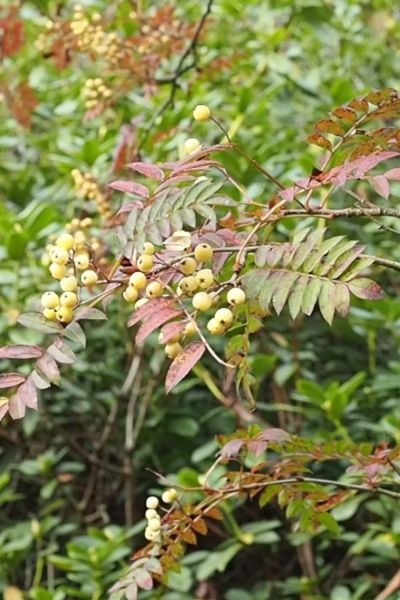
[
  {"xmin": 17, "ymin": 313, "xmax": 63, "ymax": 334},
  {"xmin": 165, "ymin": 342, "xmax": 206, "ymax": 393},
  {"xmin": 0, "ymin": 345, "xmax": 43, "ymax": 359},
  {"xmin": 0, "ymin": 373, "xmax": 25, "ymax": 389}
]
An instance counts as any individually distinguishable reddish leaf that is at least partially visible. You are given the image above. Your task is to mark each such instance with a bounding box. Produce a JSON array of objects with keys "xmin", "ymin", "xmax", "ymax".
[
  {"xmin": 247, "ymin": 440, "xmax": 267, "ymax": 457},
  {"xmin": 136, "ymin": 308, "xmax": 183, "ymax": 344},
  {"xmin": 48, "ymin": 339, "xmax": 76, "ymax": 364},
  {"xmin": 191, "ymin": 518, "xmax": 208, "ymax": 535},
  {"xmin": 257, "ymin": 428, "xmax": 290, "ymax": 442},
  {"xmin": 0, "ymin": 373, "xmax": 25, "ymax": 389},
  {"xmin": 369, "ymin": 175, "xmax": 390, "ymax": 199},
  {"xmin": 315, "ymin": 119, "xmax": 345, "ymax": 137},
  {"xmin": 203, "ymin": 506, "xmax": 223, "ymax": 520},
  {"xmin": 331, "ymin": 106, "xmax": 358, "ymax": 123},
  {"xmin": 349, "ymin": 96, "xmax": 369, "ymax": 113},
  {"xmin": 112, "ymin": 124, "xmax": 137, "ymax": 174},
  {"xmin": 115, "ymin": 201, "xmax": 144, "ymax": 215},
  {"xmin": 36, "ymin": 354, "xmax": 60, "ymax": 385},
  {"xmin": 0, "ymin": 9, "xmax": 24, "ymax": 56},
  {"xmin": 108, "ymin": 180, "xmax": 149, "ymax": 198},
  {"xmin": 306, "ymin": 134, "xmax": 332, "ymax": 151},
  {"xmin": 165, "ymin": 342, "xmax": 205, "ymax": 393},
  {"xmin": 135, "ymin": 570, "xmax": 153, "ymax": 591},
  {"xmin": 128, "ymin": 298, "xmax": 175, "ymax": 327},
  {"xmin": 17, "ymin": 376, "xmax": 38, "ymax": 410},
  {"xmin": 127, "ymin": 162, "xmax": 165, "ymax": 181},
  {"xmin": 220, "ymin": 439, "xmax": 245, "ymax": 458},
  {"xmin": 160, "ymin": 320, "xmax": 186, "ymax": 344},
  {"xmin": 384, "ymin": 168, "xmax": 400, "ymax": 180},
  {"xmin": 348, "ymin": 278, "xmax": 384, "ymax": 300},
  {"xmin": 8, "ymin": 394, "xmax": 26, "ymax": 419},
  {"xmin": 180, "ymin": 528, "xmax": 197, "ymax": 545},
  {"xmin": 0, "ymin": 345, "xmax": 43, "ymax": 359}
]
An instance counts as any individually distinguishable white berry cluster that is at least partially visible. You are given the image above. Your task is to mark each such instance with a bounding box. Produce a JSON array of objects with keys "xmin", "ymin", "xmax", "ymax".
[
  {"xmin": 71, "ymin": 5, "xmax": 123, "ymax": 61},
  {"xmin": 144, "ymin": 489, "xmax": 178, "ymax": 542},
  {"xmin": 81, "ymin": 78, "xmax": 112, "ymax": 111},
  {"xmin": 40, "ymin": 227, "xmax": 99, "ymax": 324}
]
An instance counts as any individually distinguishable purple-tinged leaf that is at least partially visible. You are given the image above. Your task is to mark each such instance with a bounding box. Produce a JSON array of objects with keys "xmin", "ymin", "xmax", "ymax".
[
  {"xmin": 17, "ymin": 376, "xmax": 38, "ymax": 409},
  {"xmin": 63, "ymin": 322, "xmax": 86, "ymax": 348},
  {"xmin": 247, "ymin": 440, "xmax": 267, "ymax": 457},
  {"xmin": 0, "ymin": 345, "xmax": 43, "ymax": 359},
  {"xmin": 17, "ymin": 312, "xmax": 63, "ymax": 334},
  {"xmin": 36, "ymin": 353, "xmax": 60, "ymax": 385},
  {"xmin": 115, "ymin": 201, "xmax": 144, "ymax": 216},
  {"xmin": 257, "ymin": 428, "xmax": 290, "ymax": 442},
  {"xmin": 127, "ymin": 162, "xmax": 164, "ymax": 181},
  {"xmin": 348, "ymin": 278, "xmax": 384, "ymax": 300},
  {"xmin": 108, "ymin": 180, "xmax": 150, "ymax": 198},
  {"xmin": 136, "ymin": 308, "xmax": 183, "ymax": 344},
  {"xmin": 160, "ymin": 320, "xmax": 186, "ymax": 344},
  {"xmin": 370, "ymin": 175, "xmax": 390, "ymax": 200},
  {"xmin": 74, "ymin": 307, "xmax": 107, "ymax": 321},
  {"xmin": 48, "ymin": 339, "xmax": 76, "ymax": 364},
  {"xmin": 128, "ymin": 298, "xmax": 175, "ymax": 327},
  {"xmin": 220, "ymin": 439, "xmax": 245, "ymax": 459},
  {"xmin": 0, "ymin": 373, "xmax": 25, "ymax": 389},
  {"xmin": 335, "ymin": 283, "xmax": 351, "ymax": 317},
  {"xmin": 135, "ymin": 570, "xmax": 153, "ymax": 591},
  {"xmin": 165, "ymin": 342, "xmax": 206, "ymax": 393},
  {"xmin": 385, "ymin": 167, "xmax": 400, "ymax": 180},
  {"xmin": 31, "ymin": 369, "xmax": 51, "ymax": 390},
  {"xmin": 8, "ymin": 394, "xmax": 26, "ymax": 419}
]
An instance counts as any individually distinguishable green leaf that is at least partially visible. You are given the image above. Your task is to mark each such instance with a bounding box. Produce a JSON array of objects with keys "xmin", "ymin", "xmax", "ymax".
[
  {"xmin": 17, "ymin": 313, "xmax": 63, "ymax": 335},
  {"xmin": 318, "ymin": 280, "xmax": 336, "ymax": 325}
]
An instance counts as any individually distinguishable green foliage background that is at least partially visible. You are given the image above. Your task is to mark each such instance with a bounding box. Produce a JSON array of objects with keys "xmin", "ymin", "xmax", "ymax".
[{"xmin": 1, "ymin": 1, "xmax": 400, "ymax": 599}]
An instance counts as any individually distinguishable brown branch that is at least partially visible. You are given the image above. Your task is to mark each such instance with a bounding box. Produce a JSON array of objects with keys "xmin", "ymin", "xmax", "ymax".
[{"xmin": 376, "ymin": 569, "xmax": 400, "ymax": 600}]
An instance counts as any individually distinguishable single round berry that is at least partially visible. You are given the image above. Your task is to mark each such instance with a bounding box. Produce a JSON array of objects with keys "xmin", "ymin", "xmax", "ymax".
[
  {"xmin": 49, "ymin": 263, "xmax": 67, "ymax": 280},
  {"xmin": 184, "ymin": 138, "xmax": 201, "ymax": 155},
  {"xmin": 123, "ymin": 286, "xmax": 139, "ymax": 303},
  {"xmin": 194, "ymin": 243, "xmax": 213, "ymax": 263},
  {"xmin": 51, "ymin": 247, "xmax": 69, "ymax": 265},
  {"xmin": 227, "ymin": 287, "xmax": 246, "ymax": 306},
  {"xmin": 146, "ymin": 281, "xmax": 163, "ymax": 298},
  {"xmin": 183, "ymin": 321, "xmax": 197, "ymax": 336},
  {"xmin": 135, "ymin": 298, "xmax": 149, "ymax": 309},
  {"xmin": 192, "ymin": 292, "xmax": 212, "ymax": 312},
  {"xmin": 60, "ymin": 275, "xmax": 78, "ymax": 292},
  {"xmin": 196, "ymin": 268, "xmax": 214, "ymax": 289},
  {"xmin": 56, "ymin": 306, "xmax": 74, "ymax": 324},
  {"xmin": 179, "ymin": 257, "xmax": 197, "ymax": 275},
  {"xmin": 215, "ymin": 307, "xmax": 233, "ymax": 326},
  {"xmin": 74, "ymin": 253, "xmax": 90, "ymax": 270},
  {"xmin": 193, "ymin": 104, "xmax": 211, "ymax": 122},
  {"xmin": 146, "ymin": 496, "xmax": 159, "ymax": 510},
  {"xmin": 80, "ymin": 217, "xmax": 92, "ymax": 228},
  {"xmin": 74, "ymin": 231, "xmax": 86, "ymax": 246},
  {"xmin": 137, "ymin": 254, "xmax": 154, "ymax": 273},
  {"xmin": 144, "ymin": 528, "xmax": 160, "ymax": 542},
  {"xmin": 43, "ymin": 308, "xmax": 57, "ymax": 321},
  {"xmin": 180, "ymin": 275, "xmax": 198, "ymax": 293},
  {"xmin": 161, "ymin": 488, "xmax": 178, "ymax": 503},
  {"xmin": 41, "ymin": 291, "xmax": 60, "ymax": 309},
  {"xmin": 145, "ymin": 508, "xmax": 159, "ymax": 520},
  {"xmin": 142, "ymin": 242, "xmax": 155, "ymax": 255},
  {"xmin": 207, "ymin": 317, "xmax": 225, "ymax": 335},
  {"xmin": 60, "ymin": 292, "xmax": 78, "ymax": 307},
  {"xmin": 55, "ymin": 233, "xmax": 75, "ymax": 251},
  {"xmin": 165, "ymin": 342, "xmax": 182, "ymax": 359},
  {"xmin": 147, "ymin": 518, "xmax": 161, "ymax": 532},
  {"xmin": 81, "ymin": 269, "xmax": 98, "ymax": 286},
  {"xmin": 129, "ymin": 272, "xmax": 147, "ymax": 290}
]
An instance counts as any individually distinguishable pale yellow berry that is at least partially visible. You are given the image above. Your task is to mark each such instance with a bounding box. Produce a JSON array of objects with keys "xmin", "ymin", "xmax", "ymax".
[
  {"xmin": 227, "ymin": 287, "xmax": 246, "ymax": 306},
  {"xmin": 41, "ymin": 291, "xmax": 60, "ymax": 309},
  {"xmin": 184, "ymin": 138, "xmax": 201, "ymax": 155},
  {"xmin": 179, "ymin": 257, "xmax": 197, "ymax": 275},
  {"xmin": 60, "ymin": 292, "xmax": 78, "ymax": 307},
  {"xmin": 145, "ymin": 509, "xmax": 159, "ymax": 520},
  {"xmin": 74, "ymin": 231, "xmax": 86, "ymax": 246},
  {"xmin": 147, "ymin": 518, "xmax": 161, "ymax": 532},
  {"xmin": 81, "ymin": 270, "xmax": 98, "ymax": 286},
  {"xmin": 43, "ymin": 308, "xmax": 57, "ymax": 321},
  {"xmin": 123, "ymin": 286, "xmax": 139, "ymax": 302},
  {"xmin": 55, "ymin": 233, "xmax": 75, "ymax": 251},
  {"xmin": 41, "ymin": 253, "xmax": 50, "ymax": 267},
  {"xmin": 165, "ymin": 342, "xmax": 182, "ymax": 359},
  {"xmin": 49, "ymin": 263, "xmax": 67, "ymax": 280},
  {"xmin": 129, "ymin": 272, "xmax": 147, "ymax": 290},
  {"xmin": 207, "ymin": 318, "xmax": 225, "ymax": 335},
  {"xmin": 194, "ymin": 243, "xmax": 213, "ymax": 262},
  {"xmin": 183, "ymin": 321, "xmax": 197, "ymax": 336},
  {"xmin": 193, "ymin": 105, "xmax": 211, "ymax": 122},
  {"xmin": 215, "ymin": 307, "xmax": 233, "ymax": 326},
  {"xmin": 146, "ymin": 281, "xmax": 163, "ymax": 298},
  {"xmin": 51, "ymin": 247, "xmax": 69, "ymax": 265},
  {"xmin": 80, "ymin": 217, "xmax": 93, "ymax": 228},
  {"xmin": 60, "ymin": 275, "xmax": 78, "ymax": 292},
  {"xmin": 180, "ymin": 276, "xmax": 198, "ymax": 293},
  {"xmin": 74, "ymin": 253, "xmax": 90, "ymax": 270},
  {"xmin": 56, "ymin": 306, "xmax": 74, "ymax": 324},
  {"xmin": 192, "ymin": 292, "xmax": 212, "ymax": 312},
  {"xmin": 196, "ymin": 268, "xmax": 214, "ymax": 289},
  {"xmin": 142, "ymin": 242, "xmax": 155, "ymax": 255},
  {"xmin": 137, "ymin": 254, "xmax": 154, "ymax": 273},
  {"xmin": 144, "ymin": 528, "xmax": 160, "ymax": 542},
  {"xmin": 135, "ymin": 298, "xmax": 148, "ymax": 309},
  {"xmin": 162, "ymin": 488, "xmax": 178, "ymax": 503},
  {"xmin": 146, "ymin": 496, "xmax": 159, "ymax": 509}
]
